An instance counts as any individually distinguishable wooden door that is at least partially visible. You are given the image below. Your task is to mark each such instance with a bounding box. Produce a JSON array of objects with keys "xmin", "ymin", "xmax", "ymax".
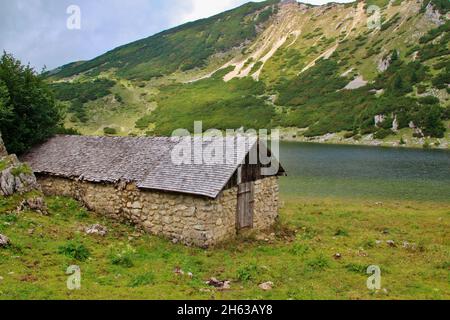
[{"xmin": 237, "ymin": 182, "xmax": 254, "ymax": 230}]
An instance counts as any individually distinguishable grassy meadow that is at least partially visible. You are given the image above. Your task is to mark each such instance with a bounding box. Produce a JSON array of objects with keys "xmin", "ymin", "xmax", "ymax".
[{"xmin": 0, "ymin": 192, "xmax": 448, "ymax": 300}]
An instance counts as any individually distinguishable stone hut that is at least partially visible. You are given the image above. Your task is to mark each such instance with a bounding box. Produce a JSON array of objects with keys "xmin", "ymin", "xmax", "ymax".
[{"xmin": 22, "ymin": 135, "xmax": 285, "ymax": 247}]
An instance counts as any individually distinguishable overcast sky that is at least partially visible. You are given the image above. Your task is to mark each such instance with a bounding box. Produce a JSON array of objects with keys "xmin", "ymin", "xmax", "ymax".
[{"xmin": 0, "ymin": 0, "xmax": 353, "ymax": 71}]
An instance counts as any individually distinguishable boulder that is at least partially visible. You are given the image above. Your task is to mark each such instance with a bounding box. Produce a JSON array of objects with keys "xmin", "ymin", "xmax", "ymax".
[
  {"xmin": 386, "ymin": 240, "xmax": 396, "ymax": 247},
  {"xmin": 0, "ymin": 234, "xmax": 10, "ymax": 248},
  {"xmin": 85, "ymin": 224, "xmax": 108, "ymax": 236},
  {"xmin": 425, "ymin": 2, "xmax": 445, "ymax": 26},
  {"xmin": 0, "ymin": 154, "xmax": 41, "ymax": 196},
  {"xmin": 259, "ymin": 281, "xmax": 274, "ymax": 291},
  {"xmin": 17, "ymin": 197, "xmax": 48, "ymax": 215},
  {"xmin": 377, "ymin": 56, "xmax": 391, "ymax": 73}
]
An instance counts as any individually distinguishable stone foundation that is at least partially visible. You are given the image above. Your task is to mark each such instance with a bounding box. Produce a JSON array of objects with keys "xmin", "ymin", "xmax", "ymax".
[{"xmin": 37, "ymin": 175, "xmax": 279, "ymax": 247}]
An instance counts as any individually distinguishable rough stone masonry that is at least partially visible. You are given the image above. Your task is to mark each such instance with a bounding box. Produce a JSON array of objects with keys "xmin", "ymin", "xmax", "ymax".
[{"xmin": 37, "ymin": 175, "xmax": 279, "ymax": 247}]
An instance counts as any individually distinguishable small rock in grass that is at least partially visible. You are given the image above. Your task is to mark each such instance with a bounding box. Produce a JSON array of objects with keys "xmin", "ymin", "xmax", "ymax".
[
  {"xmin": 386, "ymin": 240, "xmax": 396, "ymax": 247},
  {"xmin": 174, "ymin": 267, "xmax": 184, "ymax": 275},
  {"xmin": 333, "ymin": 253, "xmax": 342, "ymax": 259},
  {"xmin": 85, "ymin": 224, "xmax": 108, "ymax": 236},
  {"xmin": 358, "ymin": 250, "xmax": 368, "ymax": 257},
  {"xmin": 259, "ymin": 281, "xmax": 274, "ymax": 291},
  {"xmin": 402, "ymin": 241, "xmax": 417, "ymax": 250},
  {"xmin": 17, "ymin": 197, "xmax": 48, "ymax": 215},
  {"xmin": 0, "ymin": 234, "xmax": 10, "ymax": 248},
  {"xmin": 206, "ymin": 277, "xmax": 231, "ymax": 290},
  {"xmin": 222, "ymin": 281, "xmax": 231, "ymax": 290}
]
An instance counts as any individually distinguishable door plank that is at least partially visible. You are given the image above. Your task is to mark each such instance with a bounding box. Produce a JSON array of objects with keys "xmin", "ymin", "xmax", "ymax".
[{"xmin": 237, "ymin": 182, "xmax": 255, "ymax": 230}]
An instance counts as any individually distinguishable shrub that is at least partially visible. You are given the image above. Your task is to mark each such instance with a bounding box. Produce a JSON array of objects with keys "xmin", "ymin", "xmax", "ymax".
[
  {"xmin": 58, "ymin": 241, "xmax": 90, "ymax": 261},
  {"xmin": 374, "ymin": 129, "xmax": 394, "ymax": 139},
  {"xmin": 103, "ymin": 127, "xmax": 117, "ymax": 135},
  {"xmin": 413, "ymin": 104, "xmax": 446, "ymax": 138},
  {"xmin": 416, "ymin": 85, "xmax": 427, "ymax": 94},
  {"xmin": 55, "ymin": 127, "xmax": 81, "ymax": 135},
  {"xmin": 344, "ymin": 132, "xmax": 356, "ymax": 139},
  {"xmin": 109, "ymin": 245, "xmax": 135, "ymax": 268}
]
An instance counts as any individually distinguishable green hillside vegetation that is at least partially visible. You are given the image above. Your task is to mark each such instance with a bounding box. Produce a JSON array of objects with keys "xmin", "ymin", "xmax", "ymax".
[
  {"xmin": 49, "ymin": 0, "xmax": 278, "ymax": 81},
  {"xmin": 137, "ymin": 68, "xmax": 274, "ymax": 135},
  {"xmin": 46, "ymin": 0, "xmax": 449, "ymax": 143},
  {"xmin": 50, "ymin": 79, "xmax": 115, "ymax": 123}
]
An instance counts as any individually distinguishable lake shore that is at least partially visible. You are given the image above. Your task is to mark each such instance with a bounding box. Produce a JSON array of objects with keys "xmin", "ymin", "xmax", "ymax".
[{"xmin": 279, "ymin": 127, "xmax": 450, "ymax": 150}]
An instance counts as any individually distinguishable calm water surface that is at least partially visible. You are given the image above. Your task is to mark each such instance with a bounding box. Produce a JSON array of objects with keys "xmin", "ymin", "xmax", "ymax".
[{"xmin": 279, "ymin": 142, "xmax": 450, "ymax": 202}]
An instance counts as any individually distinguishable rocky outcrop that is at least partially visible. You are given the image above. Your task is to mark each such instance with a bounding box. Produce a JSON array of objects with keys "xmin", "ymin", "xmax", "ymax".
[
  {"xmin": 0, "ymin": 154, "xmax": 41, "ymax": 196},
  {"xmin": 0, "ymin": 133, "xmax": 46, "ymax": 216},
  {"xmin": 17, "ymin": 196, "xmax": 48, "ymax": 215},
  {"xmin": 0, "ymin": 135, "xmax": 7, "ymax": 157},
  {"xmin": 374, "ymin": 115, "xmax": 386, "ymax": 127},
  {"xmin": 0, "ymin": 136, "xmax": 41, "ymax": 197},
  {"xmin": 344, "ymin": 75, "xmax": 368, "ymax": 90},
  {"xmin": 425, "ymin": 3, "xmax": 445, "ymax": 26},
  {"xmin": 377, "ymin": 53, "xmax": 393, "ymax": 73}
]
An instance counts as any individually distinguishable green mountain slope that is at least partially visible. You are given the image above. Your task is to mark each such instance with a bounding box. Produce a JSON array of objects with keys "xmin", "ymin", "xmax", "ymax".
[
  {"xmin": 50, "ymin": 0, "xmax": 279, "ymax": 80},
  {"xmin": 48, "ymin": 0, "xmax": 449, "ymax": 147}
]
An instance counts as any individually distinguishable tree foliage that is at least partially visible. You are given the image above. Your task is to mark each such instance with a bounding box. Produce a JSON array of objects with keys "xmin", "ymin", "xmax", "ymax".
[{"xmin": 0, "ymin": 52, "xmax": 62, "ymax": 154}]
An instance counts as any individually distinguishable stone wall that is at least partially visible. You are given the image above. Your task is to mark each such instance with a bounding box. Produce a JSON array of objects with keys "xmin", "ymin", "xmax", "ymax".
[
  {"xmin": 37, "ymin": 176, "xmax": 237, "ymax": 247},
  {"xmin": 37, "ymin": 175, "xmax": 279, "ymax": 247},
  {"xmin": 252, "ymin": 176, "xmax": 279, "ymax": 230}
]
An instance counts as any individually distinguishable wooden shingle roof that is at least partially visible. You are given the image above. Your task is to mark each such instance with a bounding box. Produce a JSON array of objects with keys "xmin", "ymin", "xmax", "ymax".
[{"xmin": 22, "ymin": 135, "xmax": 262, "ymax": 198}]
